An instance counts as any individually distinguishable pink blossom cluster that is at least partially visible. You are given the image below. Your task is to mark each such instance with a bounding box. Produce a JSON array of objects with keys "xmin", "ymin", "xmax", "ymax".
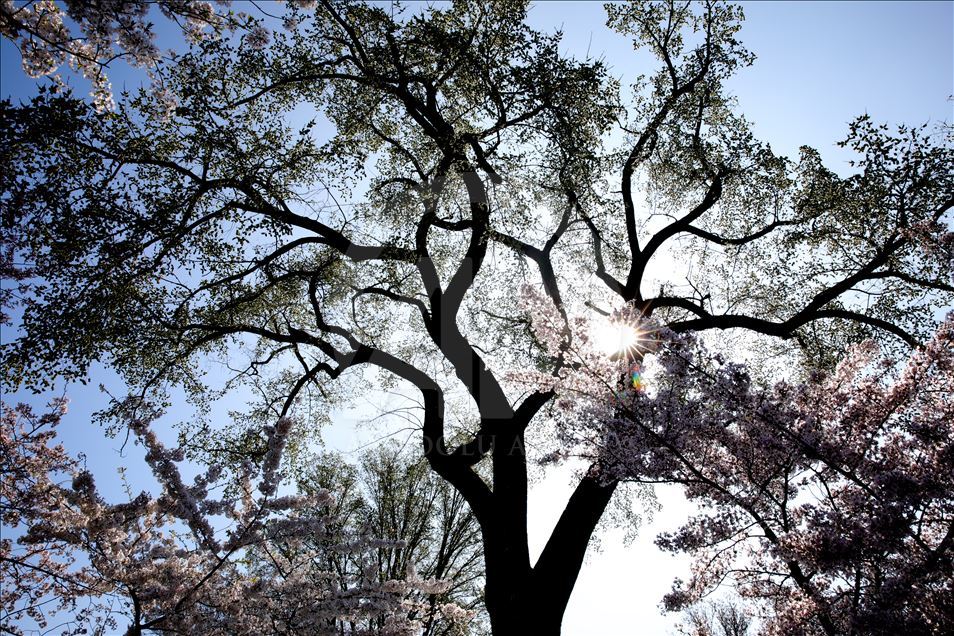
[
  {"xmin": 513, "ymin": 285, "xmax": 662, "ymax": 464},
  {"xmin": 0, "ymin": 399, "xmax": 95, "ymax": 632},
  {"xmin": 0, "ymin": 1, "xmax": 331, "ymax": 112},
  {"xmin": 0, "ymin": 400, "xmax": 472, "ymax": 635}
]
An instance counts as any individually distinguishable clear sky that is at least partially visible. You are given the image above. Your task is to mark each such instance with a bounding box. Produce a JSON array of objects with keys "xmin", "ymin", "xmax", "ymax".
[{"xmin": 1, "ymin": 1, "xmax": 951, "ymax": 634}]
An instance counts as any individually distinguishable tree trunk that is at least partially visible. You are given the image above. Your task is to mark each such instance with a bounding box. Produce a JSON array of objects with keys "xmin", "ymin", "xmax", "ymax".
[{"xmin": 481, "ymin": 461, "xmax": 619, "ymax": 635}]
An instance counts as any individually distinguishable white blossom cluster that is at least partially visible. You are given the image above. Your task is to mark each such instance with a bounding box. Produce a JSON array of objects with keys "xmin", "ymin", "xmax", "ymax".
[{"xmin": 0, "ymin": 0, "xmax": 229, "ymax": 111}]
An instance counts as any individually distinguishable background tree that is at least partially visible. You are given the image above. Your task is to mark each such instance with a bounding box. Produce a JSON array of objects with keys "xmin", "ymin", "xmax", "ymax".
[
  {"xmin": 678, "ymin": 599, "xmax": 753, "ymax": 636},
  {"xmin": 1, "ymin": 1, "xmax": 951, "ymax": 634},
  {"xmin": 298, "ymin": 445, "xmax": 487, "ymax": 635}
]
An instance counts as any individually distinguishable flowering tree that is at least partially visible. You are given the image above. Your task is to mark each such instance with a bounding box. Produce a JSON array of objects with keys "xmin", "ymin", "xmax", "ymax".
[
  {"xmin": 1, "ymin": 1, "xmax": 951, "ymax": 633},
  {"xmin": 519, "ymin": 288, "xmax": 953, "ymax": 634},
  {"xmin": 0, "ymin": 400, "xmax": 472, "ymax": 635}
]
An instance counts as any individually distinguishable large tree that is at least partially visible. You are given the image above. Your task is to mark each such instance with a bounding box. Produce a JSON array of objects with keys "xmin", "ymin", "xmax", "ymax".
[{"xmin": 1, "ymin": 1, "xmax": 951, "ymax": 634}]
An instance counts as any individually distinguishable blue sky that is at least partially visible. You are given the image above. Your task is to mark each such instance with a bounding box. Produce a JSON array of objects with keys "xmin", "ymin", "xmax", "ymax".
[
  {"xmin": 526, "ymin": 1, "xmax": 952, "ymax": 164},
  {"xmin": 1, "ymin": 1, "xmax": 952, "ymax": 634}
]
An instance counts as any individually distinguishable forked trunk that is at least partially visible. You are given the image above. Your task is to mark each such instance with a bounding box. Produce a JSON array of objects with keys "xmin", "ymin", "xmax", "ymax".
[{"xmin": 481, "ymin": 472, "xmax": 619, "ymax": 635}]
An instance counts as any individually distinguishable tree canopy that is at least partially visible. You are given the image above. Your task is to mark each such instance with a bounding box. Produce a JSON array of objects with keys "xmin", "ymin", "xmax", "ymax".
[{"xmin": 1, "ymin": 1, "xmax": 951, "ymax": 634}]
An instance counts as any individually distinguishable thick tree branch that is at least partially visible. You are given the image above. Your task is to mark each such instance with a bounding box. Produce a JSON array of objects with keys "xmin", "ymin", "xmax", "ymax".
[
  {"xmin": 626, "ymin": 173, "xmax": 724, "ymax": 299},
  {"xmin": 582, "ymin": 214, "xmax": 625, "ymax": 296},
  {"xmin": 530, "ymin": 470, "xmax": 618, "ymax": 629}
]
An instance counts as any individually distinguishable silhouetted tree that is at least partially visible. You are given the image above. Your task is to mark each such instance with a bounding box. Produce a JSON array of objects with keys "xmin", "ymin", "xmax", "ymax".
[{"xmin": 2, "ymin": 1, "xmax": 951, "ymax": 633}]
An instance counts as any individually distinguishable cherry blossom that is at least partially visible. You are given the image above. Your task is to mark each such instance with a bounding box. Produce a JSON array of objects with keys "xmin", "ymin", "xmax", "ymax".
[
  {"xmin": 0, "ymin": 399, "xmax": 471, "ymax": 635},
  {"xmin": 0, "ymin": 0, "xmax": 331, "ymax": 110},
  {"xmin": 517, "ymin": 286, "xmax": 953, "ymax": 635}
]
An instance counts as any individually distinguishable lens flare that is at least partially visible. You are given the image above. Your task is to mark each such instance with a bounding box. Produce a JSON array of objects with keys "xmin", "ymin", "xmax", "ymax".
[{"xmin": 630, "ymin": 363, "xmax": 644, "ymax": 391}]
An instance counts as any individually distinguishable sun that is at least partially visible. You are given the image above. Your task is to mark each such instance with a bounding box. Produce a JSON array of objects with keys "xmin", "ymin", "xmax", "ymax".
[{"xmin": 594, "ymin": 321, "xmax": 645, "ymax": 359}]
